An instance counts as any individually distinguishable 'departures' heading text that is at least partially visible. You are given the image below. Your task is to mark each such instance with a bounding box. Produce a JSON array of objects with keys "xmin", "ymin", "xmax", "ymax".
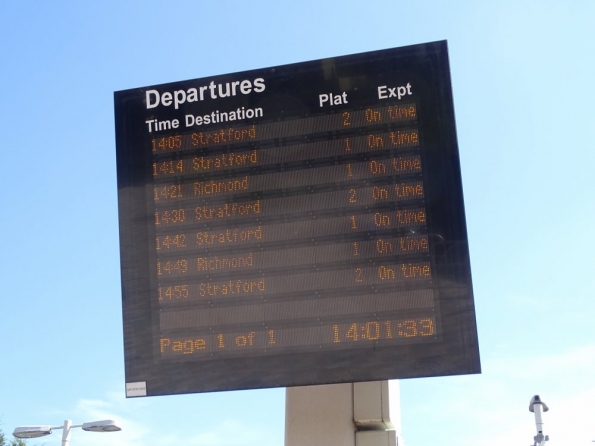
[{"xmin": 146, "ymin": 78, "xmax": 266, "ymax": 110}]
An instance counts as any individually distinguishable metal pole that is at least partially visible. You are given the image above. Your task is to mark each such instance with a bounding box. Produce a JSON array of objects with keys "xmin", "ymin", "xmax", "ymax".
[
  {"xmin": 533, "ymin": 404, "xmax": 549, "ymax": 446},
  {"xmin": 529, "ymin": 395, "xmax": 549, "ymax": 446},
  {"xmin": 61, "ymin": 420, "xmax": 72, "ymax": 446},
  {"xmin": 534, "ymin": 404, "xmax": 544, "ymax": 441}
]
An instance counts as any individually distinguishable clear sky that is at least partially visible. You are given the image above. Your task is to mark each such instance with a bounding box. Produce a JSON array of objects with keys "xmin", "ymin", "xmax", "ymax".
[{"xmin": 1, "ymin": 1, "xmax": 594, "ymax": 445}]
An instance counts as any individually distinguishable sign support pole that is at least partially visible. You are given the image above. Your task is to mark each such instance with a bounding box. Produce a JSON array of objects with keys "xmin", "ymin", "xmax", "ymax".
[{"xmin": 285, "ymin": 381, "xmax": 401, "ymax": 446}]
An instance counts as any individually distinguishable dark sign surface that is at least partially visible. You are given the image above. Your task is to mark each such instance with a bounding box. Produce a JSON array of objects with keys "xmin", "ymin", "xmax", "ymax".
[{"xmin": 114, "ymin": 40, "xmax": 480, "ymax": 397}]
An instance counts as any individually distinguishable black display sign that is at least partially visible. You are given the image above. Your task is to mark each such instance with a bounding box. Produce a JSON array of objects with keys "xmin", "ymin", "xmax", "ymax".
[{"xmin": 114, "ymin": 40, "xmax": 480, "ymax": 397}]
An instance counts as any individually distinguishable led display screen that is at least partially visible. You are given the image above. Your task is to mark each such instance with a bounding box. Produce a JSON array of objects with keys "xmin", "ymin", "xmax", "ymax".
[{"xmin": 114, "ymin": 40, "xmax": 480, "ymax": 397}]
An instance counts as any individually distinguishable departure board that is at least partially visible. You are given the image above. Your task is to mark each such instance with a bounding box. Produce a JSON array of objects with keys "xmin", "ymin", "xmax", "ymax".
[{"xmin": 114, "ymin": 40, "xmax": 480, "ymax": 397}]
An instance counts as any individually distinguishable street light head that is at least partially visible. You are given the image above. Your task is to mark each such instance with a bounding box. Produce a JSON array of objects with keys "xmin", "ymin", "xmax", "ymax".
[
  {"xmin": 81, "ymin": 419, "xmax": 122, "ymax": 432},
  {"xmin": 13, "ymin": 426, "xmax": 53, "ymax": 438},
  {"xmin": 529, "ymin": 394, "xmax": 549, "ymax": 413}
]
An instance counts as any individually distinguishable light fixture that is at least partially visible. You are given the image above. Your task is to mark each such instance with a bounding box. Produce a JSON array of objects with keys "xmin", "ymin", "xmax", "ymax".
[
  {"xmin": 12, "ymin": 426, "xmax": 53, "ymax": 439},
  {"xmin": 82, "ymin": 419, "xmax": 122, "ymax": 432}
]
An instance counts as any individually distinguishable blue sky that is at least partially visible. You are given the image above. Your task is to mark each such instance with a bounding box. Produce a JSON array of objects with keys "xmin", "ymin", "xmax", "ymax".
[{"xmin": 1, "ymin": 1, "xmax": 594, "ymax": 445}]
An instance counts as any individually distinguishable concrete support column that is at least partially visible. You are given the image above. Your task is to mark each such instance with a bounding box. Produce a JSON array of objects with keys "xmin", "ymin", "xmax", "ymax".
[
  {"xmin": 285, "ymin": 381, "xmax": 402, "ymax": 446},
  {"xmin": 285, "ymin": 383, "xmax": 356, "ymax": 446}
]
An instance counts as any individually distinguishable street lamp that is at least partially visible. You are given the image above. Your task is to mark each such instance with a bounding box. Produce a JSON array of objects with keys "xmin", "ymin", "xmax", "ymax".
[
  {"xmin": 13, "ymin": 419, "xmax": 121, "ymax": 445},
  {"xmin": 529, "ymin": 395, "xmax": 549, "ymax": 446}
]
